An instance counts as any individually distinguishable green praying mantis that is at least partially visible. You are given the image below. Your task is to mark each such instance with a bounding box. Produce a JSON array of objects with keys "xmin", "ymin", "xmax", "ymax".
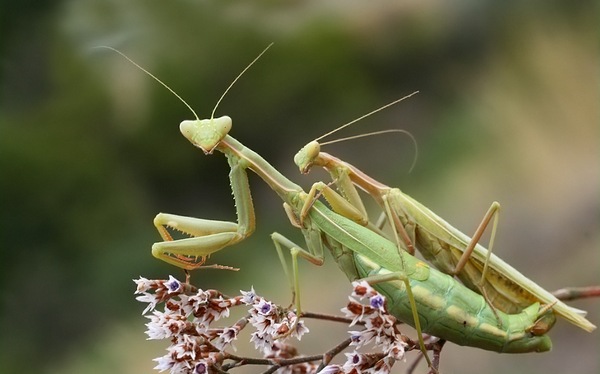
[
  {"xmin": 292, "ymin": 99, "xmax": 597, "ymax": 334},
  {"xmin": 103, "ymin": 45, "xmax": 592, "ymax": 368}
]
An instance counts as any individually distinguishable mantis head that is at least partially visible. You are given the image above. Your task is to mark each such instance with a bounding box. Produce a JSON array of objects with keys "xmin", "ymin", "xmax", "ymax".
[
  {"xmin": 180, "ymin": 116, "xmax": 232, "ymax": 154},
  {"xmin": 294, "ymin": 92, "xmax": 419, "ymax": 175},
  {"xmin": 97, "ymin": 45, "xmax": 272, "ymax": 155},
  {"xmin": 294, "ymin": 140, "xmax": 321, "ymax": 174}
]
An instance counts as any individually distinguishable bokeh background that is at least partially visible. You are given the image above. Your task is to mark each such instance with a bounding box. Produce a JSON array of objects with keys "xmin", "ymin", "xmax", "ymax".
[{"xmin": 1, "ymin": 1, "xmax": 598, "ymax": 373}]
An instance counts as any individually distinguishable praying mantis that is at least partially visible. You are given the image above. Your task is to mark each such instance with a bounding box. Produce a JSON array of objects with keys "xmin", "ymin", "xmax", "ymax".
[
  {"xmin": 104, "ymin": 45, "xmax": 573, "ymax": 368},
  {"xmin": 293, "ymin": 98, "xmax": 597, "ymax": 334}
]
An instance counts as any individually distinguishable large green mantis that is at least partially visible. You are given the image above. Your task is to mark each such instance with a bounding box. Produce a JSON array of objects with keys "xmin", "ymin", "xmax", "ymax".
[
  {"xmin": 107, "ymin": 46, "xmax": 563, "ymax": 364},
  {"xmin": 293, "ymin": 105, "xmax": 596, "ymax": 334}
]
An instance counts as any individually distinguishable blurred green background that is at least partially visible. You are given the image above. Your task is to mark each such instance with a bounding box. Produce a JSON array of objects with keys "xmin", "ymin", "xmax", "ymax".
[{"xmin": 1, "ymin": 1, "xmax": 598, "ymax": 373}]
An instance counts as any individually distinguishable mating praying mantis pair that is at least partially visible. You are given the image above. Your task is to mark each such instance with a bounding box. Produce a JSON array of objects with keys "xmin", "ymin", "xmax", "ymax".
[{"xmin": 106, "ymin": 45, "xmax": 595, "ymax": 368}]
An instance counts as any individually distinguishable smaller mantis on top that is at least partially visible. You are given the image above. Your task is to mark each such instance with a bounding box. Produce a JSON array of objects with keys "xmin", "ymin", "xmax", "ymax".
[{"xmin": 293, "ymin": 95, "xmax": 597, "ymax": 333}]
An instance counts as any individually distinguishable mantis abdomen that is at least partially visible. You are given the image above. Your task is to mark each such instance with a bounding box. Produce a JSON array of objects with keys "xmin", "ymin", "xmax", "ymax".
[
  {"xmin": 308, "ymin": 200, "xmax": 554, "ymax": 353},
  {"xmin": 355, "ymin": 253, "xmax": 554, "ymax": 353}
]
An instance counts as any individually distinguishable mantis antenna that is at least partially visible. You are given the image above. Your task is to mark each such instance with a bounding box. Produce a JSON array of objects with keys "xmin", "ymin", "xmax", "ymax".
[
  {"xmin": 314, "ymin": 90, "xmax": 419, "ymax": 142},
  {"xmin": 95, "ymin": 43, "xmax": 274, "ymax": 121},
  {"xmin": 316, "ymin": 91, "xmax": 420, "ymax": 173},
  {"xmin": 95, "ymin": 46, "xmax": 200, "ymax": 120},
  {"xmin": 211, "ymin": 42, "xmax": 274, "ymax": 119},
  {"xmin": 320, "ymin": 129, "xmax": 419, "ymax": 173}
]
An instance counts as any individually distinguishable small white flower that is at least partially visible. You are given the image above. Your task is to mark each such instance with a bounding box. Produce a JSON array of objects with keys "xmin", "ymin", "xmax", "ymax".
[
  {"xmin": 352, "ymin": 280, "xmax": 377, "ymax": 299},
  {"xmin": 341, "ymin": 298, "xmax": 366, "ymax": 326},
  {"xmin": 145, "ymin": 314, "xmax": 171, "ymax": 340},
  {"xmin": 349, "ymin": 328, "xmax": 377, "ymax": 348},
  {"xmin": 369, "ymin": 294, "xmax": 385, "ymax": 311},
  {"xmin": 250, "ymin": 331, "xmax": 275, "ymax": 354},
  {"xmin": 254, "ymin": 298, "xmax": 276, "ymax": 316},
  {"xmin": 209, "ymin": 296, "xmax": 231, "ymax": 321},
  {"xmin": 240, "ymin": 287, "xmax": 257, "ymax": 305},
  {"xmin": 342, "ymin": 351, "xmax": 365, "ymax": 372},
  {"xmin": 134, "ymin": 277, "xmax": 155, "ymax": 293},
  {"xmin": 213, "ymin": 326, "xmax": 240, "ymax": 351},
  {"xmin": 178, "ymin": 334, "xmax": 201, "ymax": 360},
  {"xmin": 190, "ymin": 288, "xmax": 210, "ymax": 302},
  {"xmin": 136, "ymin": 292, "xmax": 159, "ymax": 315},
  {"xmin": 318, "ymin": 364, "xmax": 343, "ymax": 374},
  {"xmin": 152, "ymin": 354, "xmax": 175, "ymax": 372},
  {"xmin": 169, "ymin": 360, "xmax": 193, "ymax": 374},
  {"xmin": 294, "ymin": 319, "xmax": 310, "ymax": 340},
  {"xmin": 145, "ymin": 309, "xmax": 188, "ymax": 340},
  {"xmin": 165, "ymin": 275, "xmax": 182, "ymax": 294},
  {"xmin": 193, "ymin": 361, "xmax": 209, "ymax": 374},
  {"xmin": 177, "ymin": 294, "xmax": 194, "ymax": 317},
  {"xmin": 387, "ymin": 341, "xmax": 407, "ymax": 361},
  {"xmin": 248, "ymin": 312, "xmax": 274, "ymax": 335}
]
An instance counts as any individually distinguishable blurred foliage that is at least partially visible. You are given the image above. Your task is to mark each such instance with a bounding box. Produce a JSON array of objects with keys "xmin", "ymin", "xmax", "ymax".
[{"xmin": 0, "ymin": 1, "xmax": 598, "ymax": 373}]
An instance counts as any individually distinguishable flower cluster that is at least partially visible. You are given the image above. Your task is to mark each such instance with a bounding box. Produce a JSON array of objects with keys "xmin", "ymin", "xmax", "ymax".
[
  {"xmin": 135, "ymin": 276, "xmax": 240, "ymax": 373},
  {"xmin": 244, "ymin": 288, "xmax": 317, "ymax": 374},
  {"xmin": 320, "ymin": 281, "xmax": 408, "ymax": 374},
  {"xmin": 242, "ymin": 288, "xmax": 310, "ymax": 354},
  {"xmin": 135, "ymin": 277, "xmax": 410, "ymax": 374},
  {"xmin": 134, "ymin": 276, "xmax": 310, "ymax": 374}
]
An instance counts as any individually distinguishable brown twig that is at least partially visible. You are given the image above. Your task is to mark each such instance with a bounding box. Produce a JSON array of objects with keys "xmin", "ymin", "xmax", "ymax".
[
  {"xmin": 552, "ymin": 286, "xmax": 600, "ymax": 301},
  {"xmin": 317, "ymin": 337, "xmax": 353, "ymax": 372}
]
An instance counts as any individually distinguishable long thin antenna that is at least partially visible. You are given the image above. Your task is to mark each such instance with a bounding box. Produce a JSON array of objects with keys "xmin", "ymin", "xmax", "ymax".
[
  {"xmin": 95, "ymin": 46, "xmax": 200, "ymax": 120},
  {"xmin": 211, "ymin": 42, "xmax": 274, "ymax": 119},
  {"xmin": 321, "ymin": 129, "xmax": 419, "ymax": 173},
  {"xmin": 314, "ymin": 91, "xmax": 419, "ymax": 142}
]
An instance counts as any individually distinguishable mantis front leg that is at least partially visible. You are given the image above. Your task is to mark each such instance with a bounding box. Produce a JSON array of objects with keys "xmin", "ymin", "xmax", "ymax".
[{"xmin": 152, "ymin": 153, "xmax": 256, "ymax": 270}]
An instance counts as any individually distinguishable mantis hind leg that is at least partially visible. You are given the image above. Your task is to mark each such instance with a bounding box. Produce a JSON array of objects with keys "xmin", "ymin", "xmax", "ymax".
[
  {"xmin": 452, "ymin": 201, "xmax": 501, "ymax": 280},
  {"xmin": 451, "ymin": 202, "xmax": 503, "ymax": 324}
]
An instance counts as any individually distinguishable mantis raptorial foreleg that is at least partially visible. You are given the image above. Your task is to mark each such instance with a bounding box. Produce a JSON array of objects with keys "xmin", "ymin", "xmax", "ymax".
[
  {"xmin": 152, "ymin": 149, "xmax": 256, "ymax": 270},
  {"xmin": 294, "ymin": 100, "xmax": 596, "ymax": 333}
]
